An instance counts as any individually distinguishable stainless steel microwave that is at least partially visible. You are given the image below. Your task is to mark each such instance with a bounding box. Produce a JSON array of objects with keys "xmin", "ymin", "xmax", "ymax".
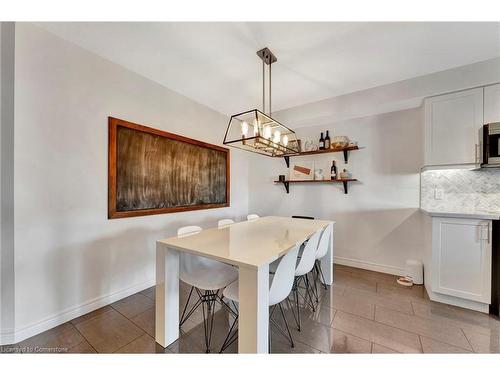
[{"xmin": 482, "ymin": 123, "xmax": 500, "ymax": 167}]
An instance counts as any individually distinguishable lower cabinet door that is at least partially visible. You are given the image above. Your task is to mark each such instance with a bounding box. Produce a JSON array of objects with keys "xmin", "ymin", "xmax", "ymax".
[{"xmin": 432, "ymin": 217, "xmax": 492, "ymax": 303}]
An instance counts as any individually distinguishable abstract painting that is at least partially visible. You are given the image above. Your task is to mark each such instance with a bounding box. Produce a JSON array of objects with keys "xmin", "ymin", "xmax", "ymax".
[{"xmin": 108, "ymin": 117, "xmax": 230, "ymax": 218}]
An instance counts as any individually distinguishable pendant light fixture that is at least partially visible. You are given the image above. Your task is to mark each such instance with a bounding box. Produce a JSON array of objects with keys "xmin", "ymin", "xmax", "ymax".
[{"xmin": 223, "ymin": 48, "xmax": 299, "ymax": 156}]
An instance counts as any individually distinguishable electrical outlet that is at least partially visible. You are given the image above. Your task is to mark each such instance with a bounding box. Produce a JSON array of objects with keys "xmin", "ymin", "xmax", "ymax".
[{"xmin": 434, "ymin": 188, "xmax": 444, "ymax": 200}]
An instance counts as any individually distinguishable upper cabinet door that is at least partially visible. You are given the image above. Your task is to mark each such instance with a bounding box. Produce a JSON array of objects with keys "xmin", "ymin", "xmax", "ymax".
[
  {"xmin": 424, "ymin": 88, "xmax": 483, "ymax": 166},
  {"xmin": 484, "ymin": 84, "xmax": 500, "ymax": 124}
]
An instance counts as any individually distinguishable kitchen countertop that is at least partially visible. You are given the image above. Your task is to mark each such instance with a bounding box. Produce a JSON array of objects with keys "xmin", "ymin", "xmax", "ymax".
[{"xmin": 420, "ymin": 208, "xmax": 500, "ymax": 220}]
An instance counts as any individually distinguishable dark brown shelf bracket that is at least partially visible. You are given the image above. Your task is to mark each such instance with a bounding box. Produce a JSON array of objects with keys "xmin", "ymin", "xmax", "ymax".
[
  {"xmin": 343, "ymin": 181, "xmax": 348, "ymax": 194},
  {"xmin": 343, "ymin": 149, "xmax": 349, "ymax": 164},
  {"xmin": 281, "ymin": 181, "xmax": 290, "ymax": 194},
  {"xmin": 284, "ymin": 156, "xmax": 290, "ymax": 168}
]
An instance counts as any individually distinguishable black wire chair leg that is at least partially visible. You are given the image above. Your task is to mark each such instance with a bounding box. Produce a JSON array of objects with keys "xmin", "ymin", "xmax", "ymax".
[
  {"xmin": 317, "ymin": 261, "xmax": 329, "ymax": 290},
  {"xmin": 285, "ymin": 296, "xmax": 299, "ymax": 332},
  {"xmin": 218, "ymin": 295, "xmax": 238, "ymax": 317},
  {"xmin": 309, "ymin": 271, "xmax": 319, "ymax": 304},
  {"xmin": 219, "ymin": 314, "xmax": 239, "ymax": 353},
  {"xmin": 195, "ymin": 288, "xmax": 219, "ymax": 353},
  {"xmin": 278, "ymin": 302, "xmax": 294, "ymax": 348},
  {"xmin": 179, "ymin": 286, "xmax": 195, "ymax": 328},
  {"xmin": 179, "ymin": 295, "xmax": 202, "ymax": 327},
  {"xmin": 303, "ymin": 274, "xmax": 316, "ymax": 312},
  {"xmin": 294, "ymin": 284, "xmax": 301, "ymax": 331}
]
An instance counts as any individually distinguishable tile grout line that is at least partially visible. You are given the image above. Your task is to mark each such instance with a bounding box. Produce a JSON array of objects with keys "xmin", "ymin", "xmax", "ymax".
[
  {"xmin": 334, "ymin": 310, "xmax": 427, "ymax": 353},
  {"xmin": 377, "ymin": 306, "xmax": 475, "ymax": 352},
  {"xmin": 417, "ymin": 333, "xmax": 473, "ymax": 353},
  {"xmin": 372, "ymin": 311, "xmax": 474, "ymax": 352},
  {"xmin": 417, "ymin": 335, "xmax": 424, "ymax": 353},
  {"xmin": 73, "ymin": 302, "xmax": 151, "ymax": 354},
  {"xmin": 372, "ymin": 302, "xmax": 477, "ymax": 350},
  {"xmin": 329, "ymin": 320, "xmax": 376, "ymax": 348},
  {"xmin": 70, "ymin": 321, "xmax": 100, "ymax": 354},
  {"xmin": 109, "ymin": 305, "xmax": 152, "ymax": 353},
  {"xmin": 460, "ymin": 327, "xmax": 475, "ymax": 352}
]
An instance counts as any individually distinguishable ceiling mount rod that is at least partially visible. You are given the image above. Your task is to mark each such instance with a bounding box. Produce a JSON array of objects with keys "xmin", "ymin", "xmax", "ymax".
[
  {"xmin": 257, "ymin": 47, "xmax": 277, "ymax": 116},
  {"xmin": 262, "ymin": 57, "xmax": 265, "ymax": 114}
]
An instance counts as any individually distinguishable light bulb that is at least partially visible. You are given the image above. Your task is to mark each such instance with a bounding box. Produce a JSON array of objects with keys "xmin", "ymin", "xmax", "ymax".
[
  {"xmin": 253, "ymin": 119, "xmax": 260, "ymax": 136},
  {"xmin": 241, "ymin": 121, "xmax": 249, "ymax": 137},
  {"xmin": 273, "ymin": 130, "xmax": 281, "ymax": 144},
  {"xmin": 283, "ymin": 135, "xmax": 289, "ymax": 147},
  {"xmin": 264, "ymin": 126, "xmax": 272, "ymax": 139}
]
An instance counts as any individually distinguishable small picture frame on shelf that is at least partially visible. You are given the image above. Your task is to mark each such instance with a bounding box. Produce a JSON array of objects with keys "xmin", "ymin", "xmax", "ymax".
[{"xmin": 290, "ymin": 161, "xmax": 314, "ymax": 181}]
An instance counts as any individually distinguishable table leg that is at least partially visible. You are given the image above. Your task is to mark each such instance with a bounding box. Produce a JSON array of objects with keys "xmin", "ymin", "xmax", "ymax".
[
  {"xmin": 320, "ymin": 223, "xmax": 334, "ymax": 285},
  {"xmin": 155, "ymin": 242, "xmax": 179, "ymax": 348},
  {"xmin": 238, "ymin": 264, "xmax": 269, "ymax": 353}
]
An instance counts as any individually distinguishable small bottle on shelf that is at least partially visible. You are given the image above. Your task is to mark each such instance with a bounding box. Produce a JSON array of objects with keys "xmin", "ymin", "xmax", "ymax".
[
  {"xmin": 330, "ymin": 160, "xmax": 337, "ymax": 180},
  {"xmin": 325, "ymin": 130, "xmax": 331, "ymax": 149},
  {"xmin": 319, "ymin": 132, "xmax": 325, "ymax": 150}
]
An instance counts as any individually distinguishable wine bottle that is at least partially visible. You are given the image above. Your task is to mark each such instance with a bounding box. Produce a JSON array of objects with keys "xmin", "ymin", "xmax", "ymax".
[
  {"xmin": 319, "ymin": 132, "xmax": 325, "ymax": 150},
  {"xmin": 331, "ymin": 160, "xmax": 337, "ymax": 180},
  {"xmin": 325, "ymin": 130, "xmax": 331, "ymax": 149}
]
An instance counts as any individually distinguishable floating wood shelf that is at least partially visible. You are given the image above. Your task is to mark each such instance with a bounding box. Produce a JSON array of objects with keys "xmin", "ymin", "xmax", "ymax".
[
  {"xmin": 274, "ymin": 178, "xmax": 358, "ymax": 194},
  {"xmin": 280, "ymin": 145, "xmax": 361, "ymax": 167}
]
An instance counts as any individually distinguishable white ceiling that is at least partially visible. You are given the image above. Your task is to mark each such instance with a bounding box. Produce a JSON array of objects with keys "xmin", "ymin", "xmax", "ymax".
[{"xmin": 37, "ymin": 22, "xmax": 500, "ymax": 115}]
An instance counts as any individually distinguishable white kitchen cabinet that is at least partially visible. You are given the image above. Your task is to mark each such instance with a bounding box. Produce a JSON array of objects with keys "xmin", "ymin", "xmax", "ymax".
[
  {"xmin": 484, "ymin": 83, "xmax": 500, "ymax": 124},
  {"xmin": 431, "ymin": 217, "xmax": 492, "ymax": 304},
  {"xmin": 424, "ymin": 88, "xmax": 484, "ymax": 165}
]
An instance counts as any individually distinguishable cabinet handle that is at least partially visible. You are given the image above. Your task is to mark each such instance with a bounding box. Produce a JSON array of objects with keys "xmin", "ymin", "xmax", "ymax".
[{"xmin": 480, "ymin": 223, "xmax": 491, "ymax": 243}]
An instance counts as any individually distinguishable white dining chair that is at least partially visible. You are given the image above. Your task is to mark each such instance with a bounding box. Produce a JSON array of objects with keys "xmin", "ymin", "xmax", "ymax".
[
  {"xmin": 219, "ymin": 244, "xmax": 300, "ymax": 353},
  {"xmin": 247, "ymin": 214, "xmax": 259, "ymax": 221},
  {"xmin": 314, "ymin": 227, "xmax": 331, "ymax": 291},
  {"xmin": 218, "ymin": 218, "xmax": 235, "ymax": 228},
  {"xmin": 177, "ymin": 225, "xmax": 238, "ymax": 353},
  {"xmin": 289, "ymin": 229, "xmax": 322, "ymax": 332}
]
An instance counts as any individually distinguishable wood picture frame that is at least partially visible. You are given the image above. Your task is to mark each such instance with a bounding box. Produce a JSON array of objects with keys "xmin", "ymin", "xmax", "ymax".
[{"xmin": 108, "ymin": 117, "xmax": 230, "ymax": 219}]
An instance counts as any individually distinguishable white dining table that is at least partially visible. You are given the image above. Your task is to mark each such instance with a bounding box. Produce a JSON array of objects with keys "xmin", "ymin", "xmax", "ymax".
[{"xmin": 155, "ymin": 216, "xmax": 335, "ymax": 353}]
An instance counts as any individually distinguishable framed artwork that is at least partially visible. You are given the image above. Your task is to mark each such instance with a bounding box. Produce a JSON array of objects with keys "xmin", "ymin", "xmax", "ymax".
[
  {"xmin": 108, "ymin": 117, "xmax": 230, "ymax": 219},
  {"xmin": 290, "ymin": 161, "xmax": 314, "ymax": 181}
]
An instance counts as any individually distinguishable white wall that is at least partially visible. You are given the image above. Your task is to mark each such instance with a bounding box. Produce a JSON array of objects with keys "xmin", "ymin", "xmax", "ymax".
[
  {"xmin": 11, "ymin": 23, "xmax": 248, "ymax": 342},
  {"xmin": 1, "ymin": 22, "xmax": 16, "ymax": 344},
  {"xmin": 276, "ymin": 57, "xmax": 500, "ymax": 129},
  {"xmin": 248, "ymin": 108, "xmax": 425, "ymax": 275}
]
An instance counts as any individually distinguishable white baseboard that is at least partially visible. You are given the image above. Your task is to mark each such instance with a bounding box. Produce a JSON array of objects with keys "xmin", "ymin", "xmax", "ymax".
[
  {"xmin": 334, "ymin": 256, "xmax": 405, "ymax": 276},
  {"xmin": 2, "ymin": 278, "xmax": 155, "ymax": 345},
  {"xmin": 0, "ymin": 330, "xmax": 15, "ymax": 346}
]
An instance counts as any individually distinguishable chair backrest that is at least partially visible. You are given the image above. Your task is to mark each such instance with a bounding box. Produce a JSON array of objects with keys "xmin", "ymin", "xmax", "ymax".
[
  {"xmin": 247, "ymin": 214, "xmax": 259, "ymax": 221},
  {"xmin": 269, "ymin": 245, "xmax": 300, "ymax": 306},
  {"xmin": 177, "ymin": 226, "xmax": 220, "ymax": 284},
  {"xmin": 315, "ymin": 226, "xmax": 331, "ymax": 260},
  {"xmin": 177, "ymin": 225, "xmax": 202, "ymax": 237},
  {"xmin": 218, "ymin": 219, "xmax": 235, "ymax": 228},
  {"xmin": 294, "ymin": 229, "xmax": 322, "ymax": 277},
  {"xmin": 291, "ymin": 215, "xmax": 315, "ymax": 220}
]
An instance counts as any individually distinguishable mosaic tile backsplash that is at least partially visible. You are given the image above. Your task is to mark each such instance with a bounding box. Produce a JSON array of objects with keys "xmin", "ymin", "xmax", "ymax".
[{"xmin": 421, "ymin": 168, "xmax": 500, "ymax": 213}]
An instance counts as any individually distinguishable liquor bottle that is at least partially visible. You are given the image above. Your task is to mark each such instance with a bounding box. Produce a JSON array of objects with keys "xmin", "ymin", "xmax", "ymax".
[
  {"xmin": 325, "ymin": 130, "xmax": 331, "ymax": 149},
  {"xmin": 319, "ymin": 132, "xmax": 325, "ymax": 150},
  {"xmin": 331, "ymin": 160, "xmax": 337, "ymax": 180}
]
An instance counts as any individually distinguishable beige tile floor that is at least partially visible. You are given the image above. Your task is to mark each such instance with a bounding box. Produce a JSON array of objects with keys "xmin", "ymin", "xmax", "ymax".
[{"xmin": 2, "ymin": 265, "xmax": 500, "ymax": 354}]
